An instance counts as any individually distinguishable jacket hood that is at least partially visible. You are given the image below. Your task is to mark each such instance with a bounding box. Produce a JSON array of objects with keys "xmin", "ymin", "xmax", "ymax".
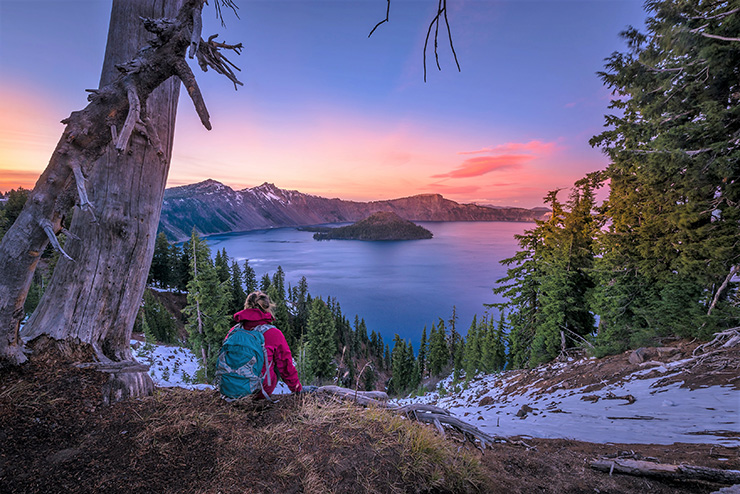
[{"xmin": 233, "ymin": 307, "xmax": 274, "ymax": 324}]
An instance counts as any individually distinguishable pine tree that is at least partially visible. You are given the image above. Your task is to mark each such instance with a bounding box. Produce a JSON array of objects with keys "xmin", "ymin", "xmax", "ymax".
[
  {"xmin": 305, "ymin": 297, "xmax": 337, "ymax": 381},
  {"xmin": 243, "ymin": 260, "xmax": 258, "ymax": 294},
  {"xmin": 182, "ymin": 229, "xmax": 230, "ymax": 381},
  {"xmin": 418, "ymin": 326, "xmax": 428, "ymax": 379},
  {"xmin": 271, "ymin": 265, "xmax": 286, "ymax": 301},
  {"xmin": 427, "ymin": 322, "xmax": 449, "ymax": 377},
  {"xmin": 214, "ymin": 248, "xmax": 230, "ymax": 284},
  {"xmin": 260, "ymin": 273, "xmax": 271, "ymax": 292},
  {"xmin": 590, "ymin": 0, "xmax": 740, "ymax": 349},
  {"xmin": 149, "ymin": 232, "xmax": 172, "ymax": 287},
  {"xmin": 463, "ymin": 316, "xmax": 482, "ymax": 378},
  {"xmin": 229, "ymin": 261, "xmax": 246, "ymax": 314}
]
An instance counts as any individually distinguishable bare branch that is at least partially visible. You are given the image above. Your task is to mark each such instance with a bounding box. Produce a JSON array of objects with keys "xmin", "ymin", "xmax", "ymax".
[
  {"xmin": 189, "ymin": 4, "xmax": 203, "ymax": 59},
  {"xmin": 196, "ymin": 34, "xmax": 244, "ymax": 89},
  {"xmin": 695, "ymin": 32, "xmax": 740, "ymax": 42},
  {"xmin": 708, "ymin": 265, "xmax": 739, "ymax": 316},
  {"xmin": 139, "ymin": 117, "xmax": 166, "ymax": 163},
  {"xmin": 423, "ymin": 0, "xmax": 460, "ymax": 82},
  {"xmin": 213, "ymin": 0, "xmax": 240, "ymax": 27},
  {"xmin": 691, "ymin": 7, "xmax": 739, "ymax": 21},
  {"xmin": 39, "ymin": 219, "xmax": 74, "ymax": 262},
  {"xmin": 70, "ymin": 163, "xmax": 96, "ymax": 221},
  {"xmin": 368, "ymin": 0, "xmax": 391, "ymax": 38},
  {"xmin": 175, "ymin": 60, "xmax": 212, "ymax": 130},
  {"xmin": 115, "ymin": 81, "xmax": 141, "ymax": 153}
]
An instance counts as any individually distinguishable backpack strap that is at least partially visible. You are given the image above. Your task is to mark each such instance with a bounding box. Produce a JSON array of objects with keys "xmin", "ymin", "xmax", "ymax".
[{"xmin": 253, "ymin": 324, "xmax": 276, "ymax": 402}]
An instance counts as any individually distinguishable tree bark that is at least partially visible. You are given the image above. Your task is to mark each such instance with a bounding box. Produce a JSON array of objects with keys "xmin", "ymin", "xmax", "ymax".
[
  {"xmin": 0, "ymin": 0, "xmax": 241, "ymax": 368},
  {"xmin": 22, "ymin": 0, "xmax": 184, "ymax": 364},
  {"xmin": 590, "ymin": 458, "xmax": 740, "ymax": 484}
]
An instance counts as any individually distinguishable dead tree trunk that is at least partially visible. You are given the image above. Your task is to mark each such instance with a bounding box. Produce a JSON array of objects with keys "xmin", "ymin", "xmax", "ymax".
[
  {"xmin": 0, "ymin": 0, "xmax": 242, "ymax": 368},
  {"xmin": 21, "ymin": 0, "xmax": 184, "ymax": 365}
]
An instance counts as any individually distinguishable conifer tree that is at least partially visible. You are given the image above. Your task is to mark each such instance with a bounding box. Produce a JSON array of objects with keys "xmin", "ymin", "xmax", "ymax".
[
  {"xmin": 590, "ymin": 0, "xmax": 740, "ymax": 349},
  {"xmin": 149, "ymin": 232, "xmax": 172, "ymax": 287},
  {"xmin": 260, "ymin": 273, "xmax": 271, "ymax": 292},
  {"xmin": 305, "ymin": 297, "xmax": 337, "ymax": 381},
  {"xmin": 271, "ymin": 265, "xmax": 286, "ymax": 301},
  {"xmin": 229, "ymin": 261, "xmax": 246, "ymax": 314},
  {"xmin": 243, "ymin": 260, "xmax": 258, "ymax": 294},
  {"xmin": 418, "ymin": 326, "xmax": 428, "ymax": 379},
  {"xmin": 214, "ymin": 248, "xmax": 231, "ymax": 284},
  {"xmin": 463, "ymin": 316, "xmax": 482, "ymax": 378},
  {"xmin": 427, "ymin": 323, "xmax": 449, "ymax": 377},
  {"xmin": 182, "ymin": 229, "xmax": 230, "ymax": 381}
]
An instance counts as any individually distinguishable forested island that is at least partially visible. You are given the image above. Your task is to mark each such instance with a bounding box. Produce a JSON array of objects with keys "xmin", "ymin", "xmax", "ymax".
[{"xmin": 311, "ymin": 211, "xmax": 433, "ymax": 241}]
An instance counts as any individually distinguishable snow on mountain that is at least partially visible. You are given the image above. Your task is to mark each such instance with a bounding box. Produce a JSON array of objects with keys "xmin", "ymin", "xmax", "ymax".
[{"xmin": 158, "ymin": 180, "xmax": 550, "ymax": 241}]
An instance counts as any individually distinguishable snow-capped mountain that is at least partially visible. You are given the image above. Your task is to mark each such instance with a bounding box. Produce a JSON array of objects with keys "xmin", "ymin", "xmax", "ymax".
[{"xmin": 158, "ymin": 180, "xmax": 550, "ymax": 240}]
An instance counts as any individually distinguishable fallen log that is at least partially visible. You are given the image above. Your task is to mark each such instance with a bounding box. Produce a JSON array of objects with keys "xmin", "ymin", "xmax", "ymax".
[{"xmin": 590, "ymin": 458, "xmax": 740, "ymax": 484}]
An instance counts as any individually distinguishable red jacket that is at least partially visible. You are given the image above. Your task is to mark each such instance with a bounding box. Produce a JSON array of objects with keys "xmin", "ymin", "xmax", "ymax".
[{"xmin": 231, "ymin": 308, "xmax": 302, "ymax": 396}]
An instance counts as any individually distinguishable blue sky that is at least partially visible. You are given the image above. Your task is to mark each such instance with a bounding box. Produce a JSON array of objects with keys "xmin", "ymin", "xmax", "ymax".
[{"xmin": 0, "ymin": 0, "xmax": 646, "ymax": 207}]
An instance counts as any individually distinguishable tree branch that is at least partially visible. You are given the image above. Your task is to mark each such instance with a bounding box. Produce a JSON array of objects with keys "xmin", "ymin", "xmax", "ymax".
[
  {"xmin": 175, "ymin": 59, "xmax": 212, "ymax": 130},
  {"xmin": 39, "ymin": 219, "xmax": 74, "ymax": 262},
  {"xmin": 196, "ymin": 34, "xmax": 244, "ymax": 89},
  {"xmin": 707, "ymin": 265, "xmax": 739, "ymax": 316},
  {"xmin": 70, "ymin": 163, "xmax": 96, "ymax": 221},
  {"xmin": 423, "ymin": 0, "xmax": 461, "ymax": 82},
  {"xmin": 368, "ymin": 0, "xmax": 390, "ymax": 37},
  {"xmin": 115, "ymin": 81, "xmax": 141, "ymax": 153}
]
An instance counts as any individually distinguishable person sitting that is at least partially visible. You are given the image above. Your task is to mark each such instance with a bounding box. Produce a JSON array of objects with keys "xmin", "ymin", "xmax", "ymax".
[{"xmin": 230, "ymin": 291, "xmax": 302, "ymax": 397}]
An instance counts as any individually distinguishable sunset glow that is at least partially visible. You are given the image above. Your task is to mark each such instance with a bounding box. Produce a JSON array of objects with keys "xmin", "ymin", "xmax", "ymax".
[{"xmin": 0, "ymin": 0, "xmax": 644, "ymax": 207}]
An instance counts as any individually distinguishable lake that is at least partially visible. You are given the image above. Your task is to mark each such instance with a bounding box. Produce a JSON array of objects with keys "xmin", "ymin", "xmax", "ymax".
[{"xmin": 206, "ymin": 221, "xmax": 530, "ymax": 348}]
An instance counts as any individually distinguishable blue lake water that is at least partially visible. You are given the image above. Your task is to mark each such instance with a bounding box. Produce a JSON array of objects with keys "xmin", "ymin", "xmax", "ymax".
[{"xmin": 206, "ymin": 221, "xmax": 529, "ymax": 349}]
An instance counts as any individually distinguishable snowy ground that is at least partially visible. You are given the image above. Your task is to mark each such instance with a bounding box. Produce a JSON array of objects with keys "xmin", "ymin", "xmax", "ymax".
[
  {"xmin": 132, "ymin": 339, "xmax": 739, "ymax": 447},
  {"xmin": 130, "ymin": 339, "xmax": 291, "ymax": 393},
  {"xmin": 396, "ymin": 359, "xmax": 740, "ymax": 447}
]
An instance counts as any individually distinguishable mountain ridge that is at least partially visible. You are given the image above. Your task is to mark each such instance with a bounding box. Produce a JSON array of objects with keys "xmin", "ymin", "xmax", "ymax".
[{"xmin": 158, "ymin": 180, "xmax": 550, "ymax": 241}]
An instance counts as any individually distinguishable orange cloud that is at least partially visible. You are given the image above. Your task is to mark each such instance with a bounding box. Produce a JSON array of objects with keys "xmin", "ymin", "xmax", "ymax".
[{"xmin": 431, "ymin": 154, "xmax": 530, "ymax": 179}]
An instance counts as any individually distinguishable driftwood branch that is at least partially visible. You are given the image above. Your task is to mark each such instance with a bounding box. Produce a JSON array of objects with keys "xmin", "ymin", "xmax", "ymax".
[{"xmin": 590, "ymin": 458, "xmax": 740, "ymax": 484}]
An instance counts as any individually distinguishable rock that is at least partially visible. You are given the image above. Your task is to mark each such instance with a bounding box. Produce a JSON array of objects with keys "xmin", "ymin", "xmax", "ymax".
[
  {"xmin": 629, "ymin": 347, "xmax": 655, "ymax": 365},
  {"xmin": 516, "ymin": 404, "xmax": 533, "ymax": 418},
  {"xmin": 711, "ymin": 485, "xmax": 740, "ymax": 494},
  {"xmin": 656, "ymin": 346, "xmax": 679, "ymax": 358},
  {"xmin": 581, "ymin": 395, "xmax": 600, "ymax": 403},
  {"xmin": 479, "ymin": 396, "xmax": 494, "ymax": 407}
]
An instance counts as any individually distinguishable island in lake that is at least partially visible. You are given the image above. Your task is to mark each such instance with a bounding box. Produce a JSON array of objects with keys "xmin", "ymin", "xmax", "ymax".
[{"xmin": 311, "ymin": 211, "xmax": 433, "ymax": 241}]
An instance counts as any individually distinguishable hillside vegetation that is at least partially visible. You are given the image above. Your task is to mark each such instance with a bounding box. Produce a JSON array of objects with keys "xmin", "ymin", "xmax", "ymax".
[{"xmin": 313, "ymin": 212, "xmax": 433, "ymax": 241}]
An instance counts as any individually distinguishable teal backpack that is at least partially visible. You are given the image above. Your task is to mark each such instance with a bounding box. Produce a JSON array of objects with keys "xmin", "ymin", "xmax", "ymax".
[{"xmin": 215, "ymin": 324, "xmax": 273, "ymax": 400}]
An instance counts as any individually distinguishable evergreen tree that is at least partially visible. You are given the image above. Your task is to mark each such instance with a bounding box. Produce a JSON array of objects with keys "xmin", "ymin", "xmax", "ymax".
[
  {"xmin": 149, "ymin": 232, "xmax": 172, "ymax": 287},
  {"xmin": 590, "ymin": 0, "xmax": 740, "ymax": 349},
  {"xmin": 182, "ymin": 229, "xmax": 230, "ymax": 381},
  {"xmin": 418, "ymin": 326, "xmax": 428, "ymax": 379},
  {"xmin": 463, "ymin": 316, "xmax": 482, "ymax": 378},
  {"xmin": 271, "ymin": 265, "xmax": 286, "ymax": 301},
  {"xmin": 389, "ymin": 334, "xmax": 406, "ymax": 395},
  {"xmin": 229, "ymin": 261, "xmax": 246, "ymax": 314},
  {"xmin": 214, "ymin": 248, "xmax": 230, "ymax": 284},
  {"xmin": 260, "ymin": 273, "xmax": 271, "ymax": 292},
  {"xmin": 243, "ymin": 260, "xmax": 258, "ymax": 294},
  {"xmin": 305, "ymin": 297, "xmax": 337, "ymax": 381},
  {"xmin": 427, "ymin": 323, "xmax": 449, "ymax": 377}
]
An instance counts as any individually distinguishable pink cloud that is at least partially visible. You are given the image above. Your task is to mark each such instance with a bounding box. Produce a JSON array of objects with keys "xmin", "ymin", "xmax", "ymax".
[
  {"xmin": 458, "ymin": 140, "xmax": 558, "ymax": 156},
  {"xmin": 431, "ymin": 154, "xmax": 530, "ymax": 179}
]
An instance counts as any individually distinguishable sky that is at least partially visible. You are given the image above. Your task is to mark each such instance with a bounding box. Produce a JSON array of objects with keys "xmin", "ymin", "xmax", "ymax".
[{"xmin": 0, "ymin": 0, "xmax": 646, "ymax": 208}]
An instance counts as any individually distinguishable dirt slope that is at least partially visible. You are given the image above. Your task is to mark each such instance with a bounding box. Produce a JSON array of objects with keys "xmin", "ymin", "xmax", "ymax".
[{"xmin": 1, "ymin": 343, "xmax": 738, "ymax": 493}]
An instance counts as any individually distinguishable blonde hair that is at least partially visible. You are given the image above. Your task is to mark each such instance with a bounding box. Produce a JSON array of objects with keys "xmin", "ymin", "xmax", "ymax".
[{"xmin": 244, "ymin": 291, "xmax": 275, "ymax": 314}]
